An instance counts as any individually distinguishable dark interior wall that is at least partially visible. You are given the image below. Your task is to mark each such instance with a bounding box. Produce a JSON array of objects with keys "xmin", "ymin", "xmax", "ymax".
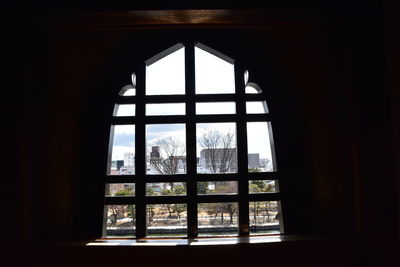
[
  {"xmin": 21, "ymin": 20, "xmax": 358, "ymax": 240},
  {"xmin": 383, "ymin": 0, "xmax": 400, "ymax": 247}
]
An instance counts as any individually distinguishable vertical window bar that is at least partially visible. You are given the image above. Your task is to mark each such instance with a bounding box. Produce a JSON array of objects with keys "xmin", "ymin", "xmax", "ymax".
[
  {"xmin": 106, "ymin": 125, "xmax": 115, "ymax": 175},
  {"xmin": 135, "ymin": 64, "xmax": 146, "ymax": 238},
  {"xmin": 185, "ymin": 42, "xmax": 198, "ymax": 237},
  {"xmin": 235, "ymin": 63, "xmax": 250, "ymax": 236}
]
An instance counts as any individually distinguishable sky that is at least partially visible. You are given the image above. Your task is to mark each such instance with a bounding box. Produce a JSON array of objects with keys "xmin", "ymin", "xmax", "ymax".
[{"xmin": 110, "ymin": 44, "xmax": 273, "ymax": 164}]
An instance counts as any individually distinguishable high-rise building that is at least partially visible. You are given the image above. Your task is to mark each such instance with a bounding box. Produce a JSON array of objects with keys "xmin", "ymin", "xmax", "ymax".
[
  {"xmin": 200, "ymin": 148, "xmax": 237, "ymax": 173},
  {"xmin": 248, "ymin": 153, "xmax": 260, "ymax": 168},
  {"xmin": 150, "ymin": 146, "xmax": 161, "ymax": 164}
]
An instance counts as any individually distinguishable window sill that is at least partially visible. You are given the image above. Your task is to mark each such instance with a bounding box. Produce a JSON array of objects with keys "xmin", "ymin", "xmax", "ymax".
[
  {"xmin": 83, "ymin": 234, "xmax": 340, "ymax": 247},
  {"xmin": 25, "ymin": 235, "xmax": 358, "ymax": 266}
]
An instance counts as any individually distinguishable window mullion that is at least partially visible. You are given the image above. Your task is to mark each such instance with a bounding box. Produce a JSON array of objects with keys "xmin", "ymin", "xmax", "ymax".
[
  {"xmin": 104, "ymin": 43, "xmax": 281, "ymax": 239},
  {"xmin": 235, "ymin": 63, "xmax": 250, "ymax": 236},
  {"xmin": 185, "ymin": 42, "xmax": 198, "ymax": 238},
  {"xmin": 135, "ymin": 64, "xmax": 146, "ymax": 238}
]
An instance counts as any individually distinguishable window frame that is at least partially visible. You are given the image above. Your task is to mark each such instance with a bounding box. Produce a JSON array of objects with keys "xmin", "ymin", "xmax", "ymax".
[{"xmin": 104, "ymin": 41, "xmax": 282, "ymax": 238}]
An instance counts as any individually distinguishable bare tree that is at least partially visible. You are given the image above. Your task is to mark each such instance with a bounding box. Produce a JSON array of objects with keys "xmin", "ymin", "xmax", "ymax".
[
  {"xmin": 149, "ymin": 137, "xmax": 186, "ymax": 176},
  {"xmin": 218, "ymin": 182, "xmax": 238, "ymax": 224},
  {"xmin": 108, "ymin": 205, "xmax": 126, "ymax": 225},
  {"xmin": 220, "ymin": 202, "xmax": 238, "ymax": 224},
  {"xmin": 171, "ymin": 204, "xmax": 186, "ymax": 221},
  {"xmin": 199, "ymin": 129, "xmax": 236, "ymax": 173}
]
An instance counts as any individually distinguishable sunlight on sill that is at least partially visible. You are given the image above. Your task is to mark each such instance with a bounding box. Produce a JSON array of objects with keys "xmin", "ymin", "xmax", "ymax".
[{"xmin": 86, "ymin": 235, "xmax": 283, "ymax": 247}]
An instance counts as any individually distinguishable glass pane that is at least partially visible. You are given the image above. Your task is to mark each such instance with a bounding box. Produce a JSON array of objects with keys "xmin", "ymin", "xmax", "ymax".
[
  {"xmin": 247, "ymin": 122, "xmax": 274, "ymax": 172},
  {"xmin": 196, "ymin": 102, "xmax": 236, "ymax": 115},
  {"xmin": 245, "ymin": 83, "xmax": 261, "ymax": 94},
  {"xmin": 147, "ymin": 204, "xmax": 187, "ymax": 237},
  {"xmin": 108, "ymin": 125, "xmax": 135, "ymax": 175},
  {"xmin": 146, "ymin": 124, "xmax": 186, "ymax": 175},
  {"xmin": 106, "ymin": 183, "xmax": 135, "ymax": 196},
  {"xmin": 131, "ymin": 73, "xmax": 136, "ymax": 86},
  {"xmin": 196, "ymin": 123, "xmax": 237, "ymax": 174},
  {"xmin": 246, "ymin": 101, "xmax": 268, "ymax": 114},
  {"xmin": 119, "ymin": 84, "xmax": 136, "ymax": 96},
  {"xmin": 104, "ymin": 205, "xmax": 135, "ymax": 237},
  {"xmin": 113, "ymin": 104, "xmax": 136, "ymax": 117},
  {"xmin": 146, "ymin": 45, "xmax": 185, "ymax": 95},
  {"xmin": 146, "ymin": 182, "xmax": 187, "ymax": 196},
  {"xmin": 197, "ymin": 181, "xmax": 238, "ymax": 195},
  {"xmin": 249, "ymin": 180, "xmax": 278, "ymax": 193},
  {"xmin": 249, "ymin": 201, "xmax": 281, "ymax": 234},
  {"xmin": 146, "ymin": 103, "xmax": 185, "ymax": 116},
  {"xmin": 244, "ymin": 70, "xmax": 249, "ymax": 85},
  {"xmin": 195, "ymin": 45, "xmax": 235, "ymax": 94},
  {"xmin": 198, "ymin": 203, "xmax": 238, "ymax": 236}
]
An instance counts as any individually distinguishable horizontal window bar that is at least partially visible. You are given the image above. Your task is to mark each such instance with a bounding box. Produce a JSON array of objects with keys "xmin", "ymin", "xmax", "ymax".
[
  {"xmin": 115, "ymin": 94, "xmax": 268, "ymax": 104},
  {"xmin": 144, "ymin": 95, "xmax": 187, "ymax": 103},
  {"xmin": 245, "ymin": 114, "xmax": 271, "ymax": 121},
  {"xmin": 142, "ymin": 176, "xmax": 187, "ymax": 183},
  {"xmin": 194, "ymin": 114, "xmax": 237, "ymax": 122},
  {"xmin": 105, "ymin": 196, "xmax": 136, "ymax": 205},
  {"xmin": 144, "ymin": 115, "xmax": 187, "ymax": 124},
  {"xmin": 111, "ymin": 115, "xmax": 271, "ymax": 124},
  {"xmin": 115, "ymin": 96, "xmax": 137, "ymax": 104},
  {"xmin": 104, "ymin": 195, "xmax": 281, "ymax": 205},
  {"xmin": 244, "ymin": 94, "xmax": 270, "ymax": 101},
  {"xmin": 247, "ymin": 172, "xmax": 277, "ymax": 180},
  {"xmin": 195, "ymin": 94, "xmax": 237, "ymax": 102},
  {"xmin": 106, "ymin": 177, "xmax": 136, "ymax": 183},
  {"xmin": 145, "ymin": 196, "xmax": 187, "ymax": 204},
  {"xmin": 111, "ymin": 117, "xmax": 137, "ymax": 124},
  {"xmin": 195, "ymin": 174, "xmax": 240, "ymax": 181},
  {"xmin": 106, "ymin": 174, "xmax": 277, "ymax": 183},
  {"xmin": 196, "ymin": 195, "xmax": 239, "ymax": 203},
  {"xmin": 248, "ymin": 192, "xmax": 281, "ymax": 202},
  {"xmin": 106, "ymin": 175, "xmax": 240, "ymax": 183}
]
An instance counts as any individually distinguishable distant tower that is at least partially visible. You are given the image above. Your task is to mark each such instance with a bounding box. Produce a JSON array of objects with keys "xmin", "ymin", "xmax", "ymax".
[{"xmin": 150, "ymin": 146, "xmax": 161, "ymax": 164}]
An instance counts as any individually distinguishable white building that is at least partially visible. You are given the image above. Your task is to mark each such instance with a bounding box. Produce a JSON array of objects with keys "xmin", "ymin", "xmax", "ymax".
[
  {"xmin": 260, "ymin": 158, "xmax": 273, "ymax": 171},
  {"xmin": 123, "ymin": 153, "xmax": 135, "ymax": 166}
]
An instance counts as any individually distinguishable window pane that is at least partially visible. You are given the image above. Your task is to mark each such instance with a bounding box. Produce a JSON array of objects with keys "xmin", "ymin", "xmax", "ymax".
[
  {"xmin": 119, "ymin": 84, "xmax": 136, "ymax": 96},
  {"xmin": 113, "ymin": 104, "xmax": 136, "ymax": 117},
  {"xmin": 108, "ymin": 125, "xmax": 135, "ymax": 175},
  {"xmin": 195, "ymin": 44, "xmax": 235, "ymax": 94},
  {"xmin": 146, "ymin": 45, "xmax": 185, "ymax": 95},
  {"xmin": 196, "ymin": 102, "xmax": 236, "ymax": 115},
  {"xmin": 246, "ymin": 101, "xmax": 268, "ymax": 114},
  {"xmin": 245, "ymin": 83, "xmax": 261, "ymax": 94},
  {"xmin": 106, "ymin": 183, "xmax": 135, "ymax": 196},
  {"xmin": 104, "ymin": 205, "xmax": 135, "ymax": 237},
  {"xmin": 249, "ymin": 201, "xmax": 281, "ymax": 234},
  {"xmin": 197, "ymin": 181, "xmax": 238, "ymax": 195},
  {"xmin": 146, "ymin": 103, "xmax": 185, "ymax": 116},
  {"xmin": 146, "ymin": 182, "xmax": 187, "ymax": 196},
  {"xmin": 196, "ymin": 123, "xmax": 237, "ymax": 174},
  {"xmin": 131, "ymin": 73, "xmax": 136, "ymax": 86},
  {"xmin": 244, "ymin": 70, "xmax": 249, "ymax": 85},
  {"xmin": 247, "ymin": 122, "xmax": 274, "ymax": 172},
  {"xmin": 248, "ymin": 180, "xmax": 278, "ymax": 194},
  {"xmin": 146, "ymin": 124, "xmax": 186, "ymax": 175},
  {"xmin": 147, "ymin": 204, "xmax": 187, "ymax": 237},
  {"xmin": 198, "ymin": 203, "xmax": 238, "ymax": 236}
]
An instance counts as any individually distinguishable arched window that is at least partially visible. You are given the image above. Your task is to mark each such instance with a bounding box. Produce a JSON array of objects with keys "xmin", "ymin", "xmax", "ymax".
[{"xmin": 103, "ymin": 42, "xmax": 283, "ymax": 238}]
